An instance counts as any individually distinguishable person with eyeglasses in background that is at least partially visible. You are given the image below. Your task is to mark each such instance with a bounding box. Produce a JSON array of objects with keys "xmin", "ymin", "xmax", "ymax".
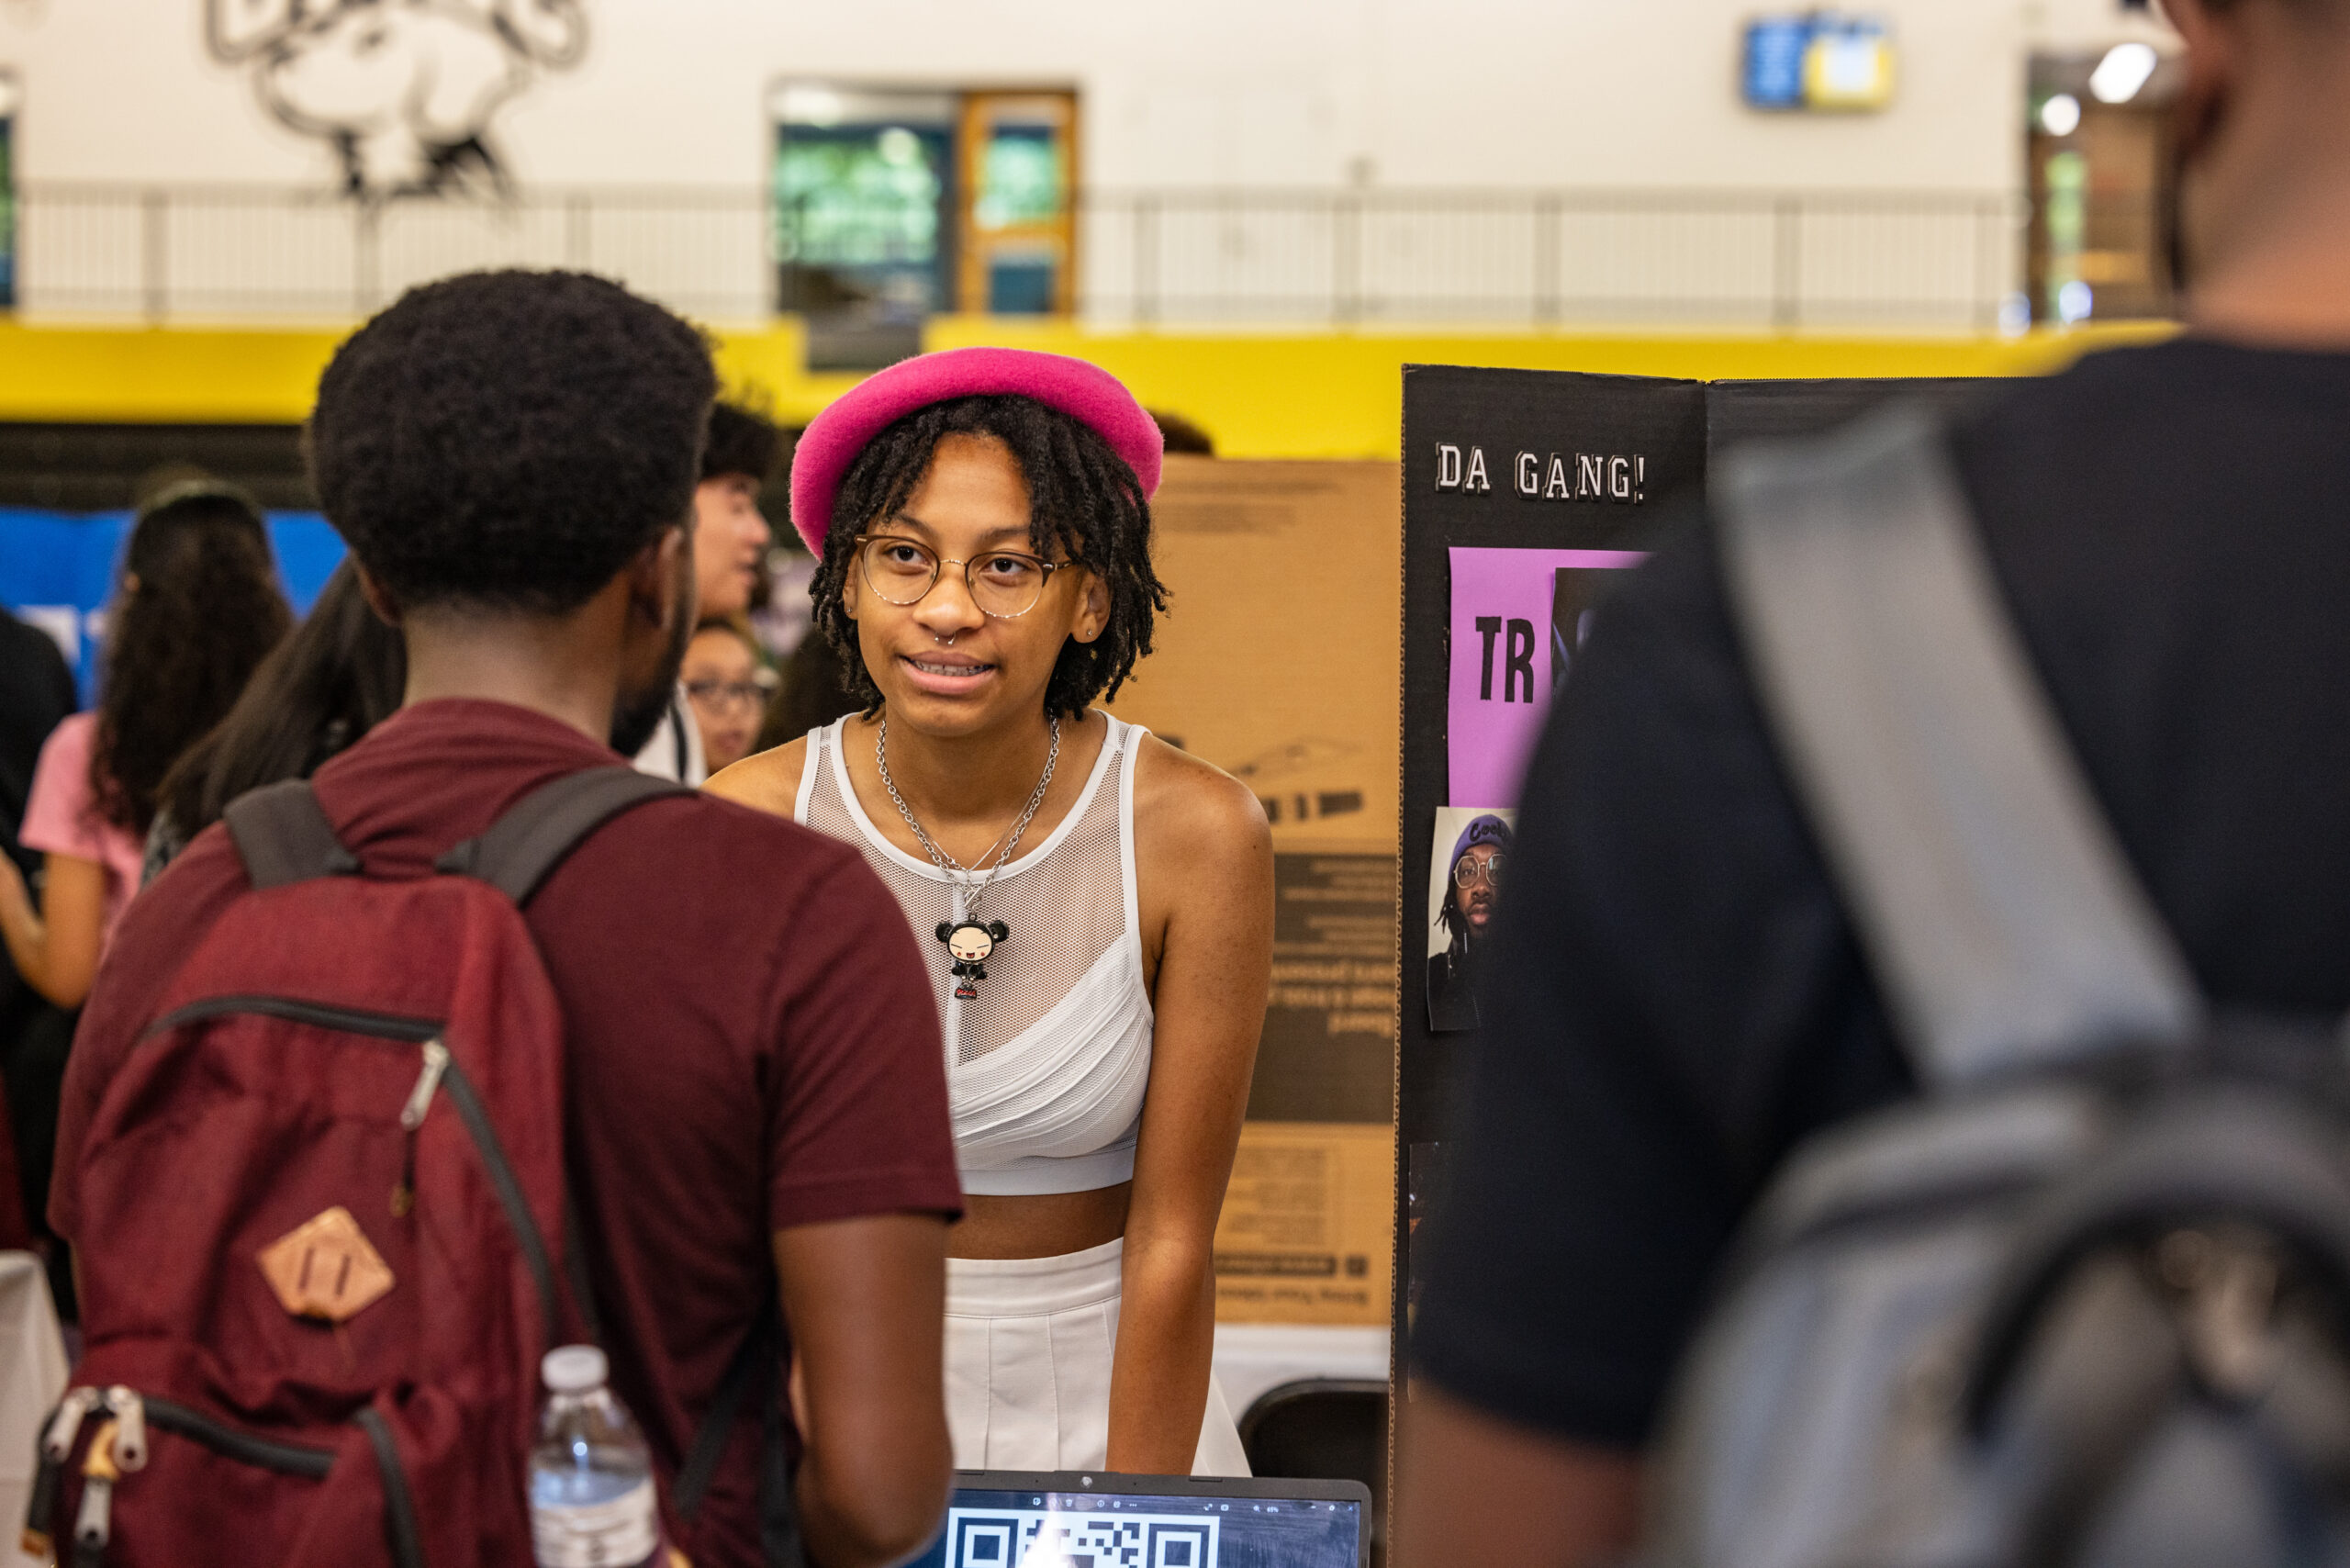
[
  {"xmin": 680, "ymin": 619, "xmax": 778, "ymax": 774},
  {"xmin": 1427, "ymin": 813, "xmax": 1511, "ymax": 1034},
  {"xmin": 632, "ymin": 398, "xmax": 778, "ymax": 783}
]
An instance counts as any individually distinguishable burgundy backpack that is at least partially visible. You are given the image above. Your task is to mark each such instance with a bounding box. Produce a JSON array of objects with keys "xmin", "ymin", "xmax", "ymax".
[{"xmin": 27, "ymin": 767, "xmax": 781, "ymax": 1568}]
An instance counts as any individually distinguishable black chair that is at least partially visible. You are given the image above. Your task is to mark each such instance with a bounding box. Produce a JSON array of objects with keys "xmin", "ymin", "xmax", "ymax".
[{"xmin": 1237, "ymin": 1378, "xmax": 1388, "ymax": 1566}]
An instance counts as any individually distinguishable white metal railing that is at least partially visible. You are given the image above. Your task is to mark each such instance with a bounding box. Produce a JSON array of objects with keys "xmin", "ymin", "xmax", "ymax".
[
  {"xmin": 8, "ymin": 183, "xmax": 2023, "ymax": 330},
  {"xmin": 1077, "ymin": 188, "xmax": 2020, "ymax": 330}
]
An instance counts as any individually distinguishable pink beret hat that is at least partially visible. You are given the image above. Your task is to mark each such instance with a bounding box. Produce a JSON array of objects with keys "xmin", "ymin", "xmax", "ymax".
[{"xmin": 788, "ymin": 346, "xmax": 1163, "ymax": 553}]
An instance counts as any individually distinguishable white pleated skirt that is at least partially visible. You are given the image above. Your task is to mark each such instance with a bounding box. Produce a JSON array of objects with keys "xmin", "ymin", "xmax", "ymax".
[{"xmin": 945, "ymin": 1237, "xmax": 1251, "ymax": 1476}]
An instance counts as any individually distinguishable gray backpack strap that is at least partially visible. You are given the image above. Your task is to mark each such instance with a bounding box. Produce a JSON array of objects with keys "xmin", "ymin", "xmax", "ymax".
[
  {"xmin": 1715, "ymin": 405, "xmax": 2201, "ymax": 1085},
  {"xmin": 434, "ymin": 767, "xmax": 690, "ymax": 906},
  {"xmin": 223, "ymin": 779, "xmax": 361, "ymax": 889}
]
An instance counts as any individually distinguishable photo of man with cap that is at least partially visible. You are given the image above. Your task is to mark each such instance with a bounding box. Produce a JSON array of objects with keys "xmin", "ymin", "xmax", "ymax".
[{"xmin": 1428, "ymin": 811, "xmax": 1512, "ymax": 1033}]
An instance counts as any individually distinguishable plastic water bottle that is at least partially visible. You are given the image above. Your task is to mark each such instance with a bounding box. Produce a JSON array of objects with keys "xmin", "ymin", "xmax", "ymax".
[{"xmin": 530, "ymin": 1345, "xmax": 659, "ymax": 1568}]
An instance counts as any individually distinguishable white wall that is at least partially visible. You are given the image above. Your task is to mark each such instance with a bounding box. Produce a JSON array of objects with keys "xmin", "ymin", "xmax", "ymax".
[{"xmin": 0, "ymin": 0, "xmax": 2175, "ymax": 196}]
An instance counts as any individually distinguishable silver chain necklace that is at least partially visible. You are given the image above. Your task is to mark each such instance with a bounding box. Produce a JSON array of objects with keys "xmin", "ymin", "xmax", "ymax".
[{"xmin": 877, "ymin": 714, "xmax": 1060, "ymax": 1001}]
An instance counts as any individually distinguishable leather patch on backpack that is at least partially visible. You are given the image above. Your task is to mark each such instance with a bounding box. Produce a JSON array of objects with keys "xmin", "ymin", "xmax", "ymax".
[{"xmin": 258, "ymin": 1206, "xmax": 395, "ymax": 1323}]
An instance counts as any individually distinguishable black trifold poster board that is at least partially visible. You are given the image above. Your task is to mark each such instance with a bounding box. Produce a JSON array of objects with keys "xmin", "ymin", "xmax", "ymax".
[{"xmin": 1393, "ymin": 364, "xmax": 2011, "ymax": 1417}]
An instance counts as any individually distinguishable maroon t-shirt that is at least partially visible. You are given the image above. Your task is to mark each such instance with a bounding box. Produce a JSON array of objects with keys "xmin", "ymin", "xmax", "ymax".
[{"xmin": 51, "ymin": 700, "xmax": 962, "ymax": 1568}]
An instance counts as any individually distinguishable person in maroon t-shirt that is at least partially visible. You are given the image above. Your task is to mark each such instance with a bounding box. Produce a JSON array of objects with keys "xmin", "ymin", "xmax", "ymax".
[{"xmin": 50, "ymin": 272, "xmax": 962, "ymax": 1568}]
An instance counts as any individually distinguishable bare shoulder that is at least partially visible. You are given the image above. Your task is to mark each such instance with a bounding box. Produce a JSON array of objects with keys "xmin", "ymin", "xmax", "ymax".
[
  {"xmin": 705, "ymin": 735, "xmax": 809, "ymax": 821},
  {"xmin": 1130, "ymin": 732, "xmax": 1271, "ymax": 871}
]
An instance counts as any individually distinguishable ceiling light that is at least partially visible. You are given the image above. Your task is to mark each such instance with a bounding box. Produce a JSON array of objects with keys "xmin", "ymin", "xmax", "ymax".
[
  {"xmin": 2039, "ymin": 93, "xmax": 2082, "ymax": 137},
  {"xmin": 2089, "ymin": 42, "xmax": 2159, "ymax": 105}
]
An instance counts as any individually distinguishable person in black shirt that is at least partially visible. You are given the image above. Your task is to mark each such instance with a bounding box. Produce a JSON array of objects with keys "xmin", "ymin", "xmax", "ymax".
[
  {"xmin": 0, "ymin": 609, "xmax": 79, "ymax": 1267},
  {"xmin": 0, "ymin": 610, "xmax": 76, "ymax": 886},
  {"xmin": 1401, "ymin": 0, "xmax": 2350, "ymax": 1562}
]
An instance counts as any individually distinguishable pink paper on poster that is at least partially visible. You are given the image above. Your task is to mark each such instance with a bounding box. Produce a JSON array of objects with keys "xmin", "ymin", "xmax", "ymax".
[{"xmin": 1447, "ymin": 545, "xmax": 1647, "ymax": 808}]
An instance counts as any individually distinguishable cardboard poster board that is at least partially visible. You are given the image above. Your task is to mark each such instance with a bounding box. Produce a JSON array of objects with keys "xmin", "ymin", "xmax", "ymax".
[
  {"xmin": 1398, "ymin": 366, "xmax": 1707, "ymax": 1162},
  {"xmin": 1392, "ymin": 366, "xmax": 2001, "ymax": 1432},
  {"xmin": 1103, "ymin": 455, "xmax": 1401, "ymax": 1324},
  {"xmin": 1394, "ymin": 366, "xmax": 1707, "ymax": 1400},
  {"xmin": 1211, "ymin": 1122, "xmax": 1393, "ymax": 1327}
]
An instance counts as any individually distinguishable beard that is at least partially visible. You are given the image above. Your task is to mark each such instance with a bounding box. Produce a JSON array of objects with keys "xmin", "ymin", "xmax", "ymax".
[
  {"xmin": 608, "ymin": 678, "xmax": 676, "ymax": 760},
  {"xmin": 608, "ymin": 590, "xmax": 695, "ymax": 758}
]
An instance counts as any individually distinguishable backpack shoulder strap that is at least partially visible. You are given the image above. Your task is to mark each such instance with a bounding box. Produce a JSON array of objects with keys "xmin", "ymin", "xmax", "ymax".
[
  {"xmin": 435, "ymin": 766, "xmax": 692, "ymax": 906},
  {"xmin": 1714, "ymin": 404, "xmax": 2201, "ymax": 1086},
  {"xmin": 222, "ymin": 779, "xmax": 361, "ymax": 889},
  {"xmin": 673, "ymin": 1307, "xmax": 779, "ymax": 1523}
]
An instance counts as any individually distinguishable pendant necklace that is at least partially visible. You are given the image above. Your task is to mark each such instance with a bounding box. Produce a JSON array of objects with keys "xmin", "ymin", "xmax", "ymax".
[{"xmin": 878, "ymin": 714, "xmax": 1061, "ymax": 1002}]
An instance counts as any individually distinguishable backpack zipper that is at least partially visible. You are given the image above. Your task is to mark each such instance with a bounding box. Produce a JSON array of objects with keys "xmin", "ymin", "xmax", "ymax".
[
  {"xmin": 23, "ymin": 1389, "xmax": 104, "ymax": 1557},
  {"xmin": 436, "ymin": 1056, "xmax": 562, "ymax": 1349},
  {"xmin": 356, "ymin": 1408, "xmax": 426, "ymax": 1568},
  {"xmin": 140, "ymin": 1394, "xmax": 334, "ymax": 1477},
  {"xmin": 73, "ymin": 1417, "xmax": 118, "ymax": 1565},
  {"xmin": 148, "ymin": 994, "xmax": 441, "ymax": 1043},
  {"xmin": 143, "ymin": 995, "xmax": 564, "ymax": 1349},
  {"xmin": 103, "ymin": 1389, "xmax": 146, "ymax": 1474},
  {"xmin": 391, "ymin": 1042, "xmax": 450, "ymax": 1218},
  {"xmin": 34, "ymin": 1390, "xmax": 427, "ymax": 1568}
]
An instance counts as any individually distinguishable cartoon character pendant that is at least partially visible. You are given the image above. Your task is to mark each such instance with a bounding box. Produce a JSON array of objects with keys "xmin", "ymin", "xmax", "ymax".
[{"xmin": 937, "ymin": 918, "xmax": 1010, "ymax": 1002}]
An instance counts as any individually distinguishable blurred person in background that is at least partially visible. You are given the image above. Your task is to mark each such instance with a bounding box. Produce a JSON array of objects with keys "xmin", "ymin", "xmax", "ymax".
[
  {"xmin": 680, "ymin": 618, "xmax": 776, "ymax": 774},
  {"xmin": 1148, "ymin": 410, "xmax": 1215, "ymax": 457},
  {"xmin": 0, "ymin": 610, "xmax": 77, "ymax": 879},
  {"xmin": 0, "ymin": 483, "xmax": 290, "ymax": 1007},
  {"xmin": 710, "ymin": 348, "xmax": 1273, "ymax": 1477},
  {"xmin": 0, "ymin": 608, "xmax": 78, "ymax": 1257},
  {"xmin": 634, "ymin": 398, "xmax": 779, "ymax": 783},
  {"xmin": 144, "ymin": 558, "xmax": 407, "ymax": 882},
  {"xmin": 0, "ymin": 484, "xmax": 288, "ymax": 1309},
  {"xmin": 0, "ymin": 606, "xmax": 75, "ymax": 993},
  {"xmin": 756, "ymin": 628, "xmax": 863, "ymax": 753},
  {"xmin": 1400, "ymin": 0, "xmax": 2350, "ymax": 1562}
]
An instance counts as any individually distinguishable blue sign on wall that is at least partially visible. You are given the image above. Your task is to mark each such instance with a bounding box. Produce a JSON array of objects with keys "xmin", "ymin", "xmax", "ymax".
[
  {"xmin": 1743, "ymin": 17, "xmax": 1813, "ymax": 109},
  {"xmin": 1742, "ymin": 12, "xmax": 1896, "ymax": 112},
  {"xmin": 0, "ymin": 510, "xmax": 347, "ymax": 703}
]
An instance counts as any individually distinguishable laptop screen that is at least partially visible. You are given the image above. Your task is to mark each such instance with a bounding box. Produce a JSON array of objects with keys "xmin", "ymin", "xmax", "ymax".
[{"xmin": 914, "ymin": 1484, "xmax": 1365, "ymax": 1568}]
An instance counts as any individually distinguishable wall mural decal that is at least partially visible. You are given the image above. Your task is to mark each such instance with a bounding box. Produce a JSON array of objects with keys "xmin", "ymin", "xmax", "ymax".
[{"xmin": 206, "ymin": 0, "xmax": 588, "ymax": 201}]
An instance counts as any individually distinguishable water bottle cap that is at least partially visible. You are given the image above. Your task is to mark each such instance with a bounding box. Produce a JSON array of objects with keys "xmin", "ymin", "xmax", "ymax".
[{"xmin": 542, "ymin": 1345, "xmax": 608, "ymax": 1394}]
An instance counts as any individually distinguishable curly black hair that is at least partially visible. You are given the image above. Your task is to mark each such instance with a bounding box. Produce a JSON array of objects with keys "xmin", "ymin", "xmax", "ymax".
[
  {"xmin": 808, "ymin": 394, "xmax": 1167, "ymax": 718},
  {"xmin": 91, "ymin": 485, "xmax": 293, "ymax": 835},
  {"xmin": 704, "ymin": 398, "xmax": 781, "ymax": 484},
  {"xmin": 307, "ymin": 270, "xmax": 717, "ymax": 616}
]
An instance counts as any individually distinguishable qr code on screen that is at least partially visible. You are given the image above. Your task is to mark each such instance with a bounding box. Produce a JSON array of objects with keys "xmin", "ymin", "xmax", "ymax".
[{"xmin": 945, "ymin": 1506, "xmax": 1220, "ymax": 1568}]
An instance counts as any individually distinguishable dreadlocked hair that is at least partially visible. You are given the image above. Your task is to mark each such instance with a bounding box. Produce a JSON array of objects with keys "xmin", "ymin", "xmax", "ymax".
[
  {"xmin": 92, "ymin": 485, "xmax": 294, "ymax": 835},
  {"xmin": 809, "ymin": 394, "xmax": 1168, "ymax": 719}
]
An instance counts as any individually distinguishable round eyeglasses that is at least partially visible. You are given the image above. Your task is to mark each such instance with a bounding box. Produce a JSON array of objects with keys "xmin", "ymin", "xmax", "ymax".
[
  {"xmin": 1453, "ymin": 851, "xmax": 1503, "ymax": 890},
  {"xmin": 855, "ymin": 534, "xmax": 1073, "ymax": 621}
]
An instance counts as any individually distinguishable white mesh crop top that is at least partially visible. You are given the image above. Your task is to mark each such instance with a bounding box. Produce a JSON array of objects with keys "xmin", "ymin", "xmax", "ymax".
[{"xmin": 796, "ymin": 714, "xmax": 1155, "ymax": 1195}]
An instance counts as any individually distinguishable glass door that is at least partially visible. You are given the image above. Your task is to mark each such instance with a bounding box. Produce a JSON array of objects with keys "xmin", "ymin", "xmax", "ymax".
[
  {"xmin": 957, "ymin": 92, "xmax": 1077, "ymax": 315},
  {"xmin": 2025, "ymin": 50, "xmax": 2179, "ymax": 325}
]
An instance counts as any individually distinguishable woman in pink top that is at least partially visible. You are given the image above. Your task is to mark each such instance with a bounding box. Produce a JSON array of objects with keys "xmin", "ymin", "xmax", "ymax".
[{"xmin": 0, "ymin": 484, "xmax": 291, "ymax": 1004}]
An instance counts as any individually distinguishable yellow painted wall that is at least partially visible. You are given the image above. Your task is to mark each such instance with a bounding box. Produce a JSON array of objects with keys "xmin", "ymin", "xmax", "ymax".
[{"xmin": 0, "ymin": 314, "xmax": 2175, "ymax": 456}]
